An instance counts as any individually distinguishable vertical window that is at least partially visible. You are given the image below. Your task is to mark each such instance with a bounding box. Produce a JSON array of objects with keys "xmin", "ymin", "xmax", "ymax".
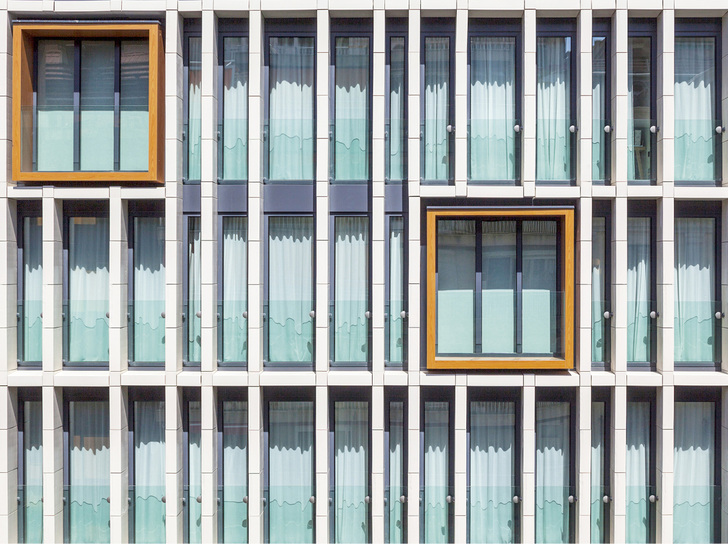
[
  {"xmin": 628, "ymin": 21, "xmax": 656, "ymax": 183},
  {"xmin": 266, "ymin": 216, "xmax": 314, "ymax": 365},
  {"xmin": 421, "ymin": 398, "xmax": 452, "ymax": 544},
  {"xmin": 591, "ymin": 393, "xmax": 610, "ymax": 544},
  {"xmin": 221, "ymin": 398, "xmax": 248, "ymax": 543},
  {"xmin": 266, "ymin": 399, "xmax": 315, "ymax": 544},
  {"xmin": 626, "ymin": 395, "xmax": 654, "ymax": 543},
  {"xmin": 186, "ymin": 33, "xmax": 202, "ymax": 183},
  {"xmin": 186, "ymin": 216, "xmax": 201, "ymax": 366},
  {"xmin": 627, "ymin": 206, "xmax": 655, "ymax": 366},
  {"xmin": 332, "ymin": 216, "xmax": 370, "ymax": 365},
  {"xmin": 18, "ymin": 207, "xmax": 42, "ymax": 366},
  {"xmin": 119, "ymin": 40, "xmax": 150, "ymax": 171},
  {"xmin": 386, "ymin": 24, "xmax": 406, "ymax": 183},
  {"xmin": 221, "ymin": 216, "xmax": 248, "ymax": 365},
  {"xmin": 387, "ymin": 216, "xmax": 405, "ymax": 366},
  {"xmin": 386, "ymin": 397, "xmax": 406, "ymax": 544},
  {"xmin": 592, "ymin": 205, "xmax": 610, "ymax": 367},
  {"xmin": 131, "ymin": 215, "xmax": 166, "ymax": 365},
  {"xmin": 220, "ymin": 35, "xmax": 249, "ymax": 183},
  {"xmin": 592, "ymin": 21, "xmax": 611, "ymax": 183},
  {"xmin": 185, "ymin": 397, "xmax": 202, "ymax": 544},
  {"xmin": 469, "ymin": 21, "xmax": 520, "ymax": 183},
  {"xmin": 19, "ymin": 397, "xmax": 42, "ymax": 544}
]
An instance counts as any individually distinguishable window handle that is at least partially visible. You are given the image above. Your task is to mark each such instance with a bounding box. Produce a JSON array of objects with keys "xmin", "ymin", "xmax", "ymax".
[
  {"xmin": 309, "ymin": 310, "xmax": 316, "ymax": 319},
  {"xmin": 446, "ymin": 124, "xmax": 454, "ymax": 133},
  {"xmin": 161, "ymin": 311, "xmax": 166, "ymax": 319},
  {"xmin": 514, "ymin": 124, "xmax": 521, "ymax": 133},
  {"xmin": 196, "ymin": 495, "xmax": 202, "ymax": 504},
  {"xmin": 243, "ymin": 496, "xmax": 248, "ymax": 504},
  {"xmin": 106, "ymin": 312, "xmax": 110, "ymax": 319},
  {"xmin": 161, "ymin": 496, "xmax": 166, "ymax": 503},
  {"xmin": 568, "ymin": 495, "xmax": 577, "ymax": 504},
  {"xmin": 400, "ymin": 495, "xmax": 407, "ymax": 504},
  {"xmin": 365, "ymin": 311, "xmax": 371, "ymax": 319},
  {"xmin": 603, "ymin": 124, "xmax": 612, "ymax": 133},
  {"xmin": 243, "ymin": 311, "xmax": 248, "ymax": 319},
  {"xmin": 649, "ymin": 494, "xmax": 658, "ymax": 503},
  {"xmin": 602, "ymin": 495, "xmax": 611, "ymax": 503},
  {"xmin": 196, "ymin": 311, "xmax": 202, "ymax": 318},
  {"xmin": 512, "ymin": 495, "xmax": 521, "ymax": 504},
  {"xmin": 569, "ymin": 124, "xmax": 578, "ymax": 133},
  {"xmin": 400, "ymin": 310, "xmax": 407, "ymax": 319},
  {"xmin": 603, "ymin": 310, "xmax": 612, "ymax": 319},
  {"xmin": 106, "ymin": 496, "xmax": 111, "ymax": 504},
  {"xmin": 649, "ymin": 310, "xmax": 659, "ymax": 319},
  {"xmin": 716, "ymin": 126, "xmax": 725, "ymax": 134},
  {"xmin": 650, "ymin": 125, "xmax": 659, "ymax": 134},
  {"xmin": 364, "ymin": 496, "xmax": 370, "ymax": 504},
  {"xmin": 309, "ymin": 496, "xmax": 316, "ymax": 504},
  {"xmin": 446, "ymin": 495, "xmax": 454, "ymax": 504},
  {"xmin": 716, "ymin": 311, "xmax": 724, "ymax": 320}
]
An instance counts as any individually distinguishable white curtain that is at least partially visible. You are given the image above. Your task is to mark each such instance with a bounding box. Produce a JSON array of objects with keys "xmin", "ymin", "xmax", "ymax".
[
  {"xmin": 134, "ymin": 401, "xmax": 166, "ymax": 544},
  {"xmin": 134, "ymin": 217, "xmax": 165, "ymax": 364},
  {"xmin": 69, "ymin": 401, "xmax": 110, "ymax": 544},
  {"xmin": 187, "ymin": 217, "xmax": 202, "ymax": 364},
  {"xmin": 592, "ymin": 217, "xmax": 607, "ymax": 363},
  {"xmin": 470, "ymin": 37, "xmax": 516, "ymax": 181},
  {"xmin": 424, "ymin": 401, "xmax": 449, "ymax": 544},
  {"xmin": 437, "ymin": 220, "xmax": 475, "ymax": 354},
  {"xmin": 37, "ymin": 40, "xmax": 74, "ymax": 171},
  {"xmin": 223, "ymin": 401, "xmax": 248, "ymax": 544},
  {"xmin": 120, "ymin": 40, "xmax": 150, "ymax": 172},
  {"xmin": 388, "ymin": 217, "xmax": 404, "ymax": 364},
  {"xmin": 269, "ymin": 401, "xmax": 314, "ymax": 544},
  {"xmin": 626, "ymin": 401, "xmax": 650, "ymax": 544},
  {"xmin": 592, "ymin": 37, "xmax": 607, "ymax": 182},
  {"xmin": 335, "ymin": 38, "xmax": 369, "ymax": 181},
  {"xmin": 187, "ymin": 37, "xmax": 202, "ymax": 182},
  {"xmin": 334, "ymin": 217, "xmax": 369, "ymax": 363},
  {"xmin": 23, "ymin": 217, "xmax": 43, "ymax": 363},
  {"xmin": 591, "ymin": 402, "xmax": 606, "ymax": 543},
  {"xmin": 675, "ymin": 38, "xmax": 716, "ymax": 182},
  {"xmin": 335, "ymin": 402, "xmax": 369, "ymax": 543},
  {"xmin": 674, "ymin": 402, "xmax": 715, "ymax": 544},
  {"xmin": 223, "ymin": 37, "xmax": 249, "ymax": 181},
  {"xmin": 24, "ymin": 401, "xmax": 43, "ymax": 544},
  {"xmin": 627, "ymin": 218, "xmax": 651, "ymax": 363},
  {"xmin": 223, "ymin": 217, "xmax": 248, "ymax": 363},
  {"xmin": 388, "ymin": 37, "xmax": 406, "ymax": 182},
  {"xmin": 69, "ymin": 217, "xmax": 109, "ymax": 363},
  {"xmin": 536, "ymin": 37, "xmax": 571, "ymax": 182},
  {"xmin": 388, "ymin": 402, "xmax": 405, "ymax": 544},
  {"xmin": 482, "ymin": 221, "xmax": 516, "ymax": 354},
  {"xmin": 268, "ymin": 37, "xmax": 315, "ymax": 182},
  {"xmin": 423, "ymin": 37, "xmax": 450, "ymax": 182},
  {"xmin": 188, "ymin": 401, "xmax": 202, "ymax": 543},
  {"xmin": 80, "ymin": 41, "xmax": 115, "ymax": 171},
  {"xmin": 469, "ymin": 401, "xmax": 515, "ymax": 544},
  {"xmin": 268, "ymin": 217, "xmax": 314, "ymax": 363},
  {"xmin": 522, "ymin": 221, "xmax": 557, "ymax": 354},
  {"xmin": 535, "ymin": 401, "xmax": 570, "ymax": 544},
  {"xmin": 674, "ymin": 218, "xmax": 715, "ymax": 363}
]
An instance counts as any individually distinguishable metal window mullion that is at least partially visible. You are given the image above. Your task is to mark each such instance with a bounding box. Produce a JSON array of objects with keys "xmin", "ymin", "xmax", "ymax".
[
  {"xmin": 73, "ymin": 40, "xmax": 81, "ymax": 172},
  {"xmin": 515, "ymin": 221, "xmax": 523, "ymax": 354},
  {"xmin": 474, "ymin": 219, "xmax": 483, "ymax": 353},
  {"xmin": 114, "ymin": 40, "xmax": 121, "ymax": 172}
]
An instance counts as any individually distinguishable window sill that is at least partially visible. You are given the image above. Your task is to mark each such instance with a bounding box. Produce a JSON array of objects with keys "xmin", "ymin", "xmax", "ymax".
[{"xmin": 428, "ymin": 356, "xmax": 571, "ymax": 370}]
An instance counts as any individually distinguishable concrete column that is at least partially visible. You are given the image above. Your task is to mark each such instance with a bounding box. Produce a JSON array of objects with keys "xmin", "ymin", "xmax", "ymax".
[
  {"xmin": 453, "ymin": 381, "xmax": 467, "ymax": 542},
  {"xmin": 0, "ymin": 387, "xmax": 18, "ymax": 542},
  {"xmin": 109, "ymin": 192, "xmax": 128, "ymax": 374},
  {"xmin": 656, "ymin": 385, "xmax": 674, "ymax": 544},
  {"xmin": 248, "ymin": 385, "xmax": 262, "ymax": 544},
  {"xmin": 0, "ymin": 198, "xmax": 17, "ymax": 373},
  {"xmin": 165, "ymin": 386, "xmax": 184, "ymax": 543},
  {"xmin": 201, "ymin": 384, "xmax": 218, "ymax": 542},
  {"xmin": 577, "ymin": 10, "xmax": 592, "ymax": 189},
  {"xmin": 406, "ymin": 384, "xmax": 420, "ymax": 544},
  {"xmin": 612, "ymin": 197, "xmax": 627, "ymax": 374},
  {"xmin": 453, "ymin": 9, "xmax": 467, "ymax": 196},
  {"xmin": 315, "ymin": 385, "xmax": 329, "ymax": 544},
  {"xmin": 612, "ymin": 10, "xmax": 628, "ymax": 184},
  {"xmin": 656, "ymin": 196, "xmax": 674, "ymax": 374},
  {"xmin": 577, "ymin": 197, "xmax": 593, "ymax": 373},
  {"xmin": 42, "ymin": 192, "xmax": 62, "ymax": 373},
  {"xmin": 371, "ymin": 384, "xmax": 385, "ymax": 542},
  {"xmin": 611, "ymin": 384, "xmax": 626, "ymax": 543},
  {"xmin": 656, "ymin": 10, "xmax": 674, "ymax": 188},
  {"xmin": 109, "ymin": 386, "xmax": 129, "ymax": 543},
  {"xmin": 521, "ymin": 379, "xmax": 535, "ymax": 544},
  {"xmin": 576, "ymin": 385, "xmax": 592, "ymax": 542},
  {"xmin": 42, "ymin": 386, "xmax": 63, "ymax": 543},
  {"xmin": 522, "ymin": 10, "xmax": 536, "ymax": 198}
]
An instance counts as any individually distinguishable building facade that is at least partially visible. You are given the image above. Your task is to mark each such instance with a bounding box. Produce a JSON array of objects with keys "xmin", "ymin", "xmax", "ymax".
[{"xmin": 0, "ymin": 0, "xmax": 727, "ymax": 543}]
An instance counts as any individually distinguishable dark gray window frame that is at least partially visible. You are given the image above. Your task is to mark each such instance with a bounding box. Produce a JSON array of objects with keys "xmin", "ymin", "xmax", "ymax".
[
  {"xmin": 16, "ymin": 200, "xmax": 43, "ymax": 368},
  {"xmin": 384, "ymin": 387, "xmax": 408, "ymax": 544},
  {"xmin": 17, "ymin": 387, "xmax": 42, "ymax": 544},
  {"xmin": 385, "ymin": 213, "xmax": 407, "ymax": 368},
  {"xmin": 593, "ymin": 18, "xmax": 612, "ymax": 185},
  {"xmin": 592, "ymin": 200, "xmax": 612, "ymax": 370},
  {"xmin": 385, "ymin": 18, "xmax": 408, "ymax": 185},
  {"xmin": 626, "ymin": 387, "xmax": 657, "ymax": 544}
]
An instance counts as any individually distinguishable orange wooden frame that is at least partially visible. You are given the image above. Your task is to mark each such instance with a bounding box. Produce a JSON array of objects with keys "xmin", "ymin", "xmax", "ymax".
[
  {"xmin": 426, "ymin": 208, "xmax": 575, "ymax": 370},
  {"xmin": 12, "ymin": 23, "xmax": 164, "ymax": 184}
]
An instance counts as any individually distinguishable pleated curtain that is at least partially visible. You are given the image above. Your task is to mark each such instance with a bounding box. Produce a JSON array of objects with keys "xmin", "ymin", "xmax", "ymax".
[
  {"xmin": 223, "ymin": 217, "xmax": 248, "ymax": 363},
  {"xmin": 388, "ymin": 402, "xmax": 405, "ymax": 544},
  {"xmin": 24, "ymin": 401, "xmax": 43, "ymax": 544},
  {"xmin": 222, "ymin": 37, "xmax": 249, "ymax": 181},
  {"xmin": 627, "ymin": 218, "xmax": 651, "ymax": 363},
  {"xmin": 388, "ymin": 38, "xmax": 406, "ymax": 182},
  {"xmin": 423, "ymin": 37, "xmax": 450, "ymax": 182},
  {"xmin": 187, "ymin": 37, "xmax": 202, "ymax": 182},
  {"xmin": 187, "ymin": 217, "xmax": 202, "ymax": 364},
  {"xmin": 133, "ymin": 401, "xmax": 166, "ymax": 544},
  {"xmin": 119, "ymin": 40, "xmax": 150, "ymax": 171},
  {"xmin": 592, "ymin": 217, "xmax": 607, "ymax": 363},
  {"xmin": 591, "ymin": 402, "xmax": 606, "ymax": 543},
  {"xmin": 223, "ymin": 401, "xmax": 248, "ymax": 543},
  {"xmin": 626, "ymin": 401, "xmax": 650, "ymax": 544},
  {"xmin": 481, "ymin": 221, "xmax": 516, "ymax": 354},
  {"xmin": 424, "ymin": 402, "xmax": 449, "ymax": 544},
  {"xmin": 522, "ymin": 221, "xmax": 557, "ymax": 355},
  {"xmin": 188, "ymin": 401, "xmax": 202, "ymax": 543},
  {"xmin": 133, "ymin": 217, "xmax": 165, "ymax": 364},
  {"xmin": 335, "ymin": 402, "xmax": 369, "ymax": 544},
  {"xmin": 388, "ymin": 217, "xmax": 404, "ymax": 364},
  {"xmin": 23, "ymin": 217, "xmax": 43, "ymax": 363}
]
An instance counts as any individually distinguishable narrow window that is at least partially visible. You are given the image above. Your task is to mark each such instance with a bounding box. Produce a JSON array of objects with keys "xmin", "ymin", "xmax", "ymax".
[
  {"xmin": 422, "ymin": 399, "xmax": 452, "ymax": 543},
  {"xmin": 387, "ymin": 216, "xmax": 405, "ymax": 366},
  {"xmin": 628, "ymin": 21, "xmax": 656, "ymax": 183},
  {"xmin": 386, "ymin": 398, "xmax": 406, "ymax": 544},
  {"xmin": 592, "ymin": 205, "xmax": 610, "ymax": 367},
  {"xmin": 626, "ymin": 396, "xmax": 654, "ymax": 543},
  {"xmin": 221, "ymin": 399, "xmax": 248, "ymax": 542},
  {"xmin": 186, "ymin": 35, "xmax": 202, "ymax": 183},
  {"xmin": 221, "ymin": 216, "xmax": 248, "ymax": 365},
  {"xmin": 386, "ymin": 25, "xmax": 407, "ymax": 183},
  {"xmin": 18, "ymin": 207, "xmax": 43, "ymax": 366},
  {"xmin": 19, "ymin": 396, "xmax": 43, "ymax": 543},
  {"xmin": 186, "ymin": 216, "xmax": 202, "ymax": 366},
  {"xmin": 221, "ymin": 36, "xmax": 249, "ymax": 182},
  {"xmin": 627, "ymin": 211, "xmax": 654, "ymax": 366},
  {"xmin": 592, "ymin": 21, "xmax": 611, "ymax": 183},
  {"xmin": 185, "ymin": 398, "xmax": 202, "ymax": 543},
  {"xmin": 591, "ymin": 392, "xmax": 610, "ymax": 544}
]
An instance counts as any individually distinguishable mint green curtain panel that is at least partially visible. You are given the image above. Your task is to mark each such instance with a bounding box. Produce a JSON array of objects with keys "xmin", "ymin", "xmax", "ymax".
[
  {"xmin": 592, "ymin": 37, "xmax": 608, "ymax": 182},
  {"xmin": 522, "ymin": 221, "xmax": 557, "ymax": 355},
  {"xmin": 469, "ymin": 401, "xmax": 515, "ymax": 544},
  {"xmin": 592, "ymin": 217, "xmax": 607, "ymax": 362},
  {"xmin": 536, "ymin": 37, "xmax": 571, "ymax": 182},
  {"xmin": 37, "ymin": 40, "xmax": 74, "ymax": 171},
  {"xmin": 80, "ymin": 41, "xmax": 115, "ymax": 171},
  {"xmin": 69, "ymin": 401, "xmax": 110, "ymax": 544},
  {"xmin": 388, "ymin": 402, "xmax": 405, "ymax": 544},
  {"xmin": 628, "ymin": 38, "xmax": 652, "ymax": 182},
  {"xmin": 223, "ymin": 401, "xmax": 248, "ymax": 543},
  {"xmin": 188, "ymin": 401, "xmax": 202, "ymax": 543},
  {"xmin": 591, "ymin": 402, "xmax": 606, "ymax": 543},
  {"xmin": 423, "ymin": 37, "xmax": 450, "ymax": 182},
  {"xmin": 23, "ymin": 401, "xmax": 43, "ymax": 544},
  {"xmin": 268, "ymin": 37, "xmax": 315, "ymax": 182},
  {"xmin": 626, "ymin": 401, "xmax": 650, "ymax": 544},
  {"xmin": 134, "ymin": 401, "xmax": 165, "ymax": 544},
  {"xmin": 269, "ymin": 401, "xmax": 314, "ymax": 544},
  {"xmin": 334, "ymin": 217, "xmax": 369, "ymax": 363},
  {"xmin": 222, "ymin": 37, "xmax": 249, "ymax": 181},
  {"xmin": 535, "ymin": 401, "xmax": 570, "ymax": 544},
  {"xmin": 69, "ymin": 217, "xmax": 109, "ymax": 363},
  {"xmin": 268, "ymin": 217, "xmax": 314, "ymax": 363},
  {"xmin": 423, "ymin": 401, "xmax": 449, "ymax": 544},
  {"xmin": 627, "ymin": 218, "xmax": 651, "ymax": 363},
  {"xmin": 675, "ymin": 37, "xmax": 716, "ymax": 182},
  {"xmin": 187, "ymin": 217, "xmax": 201, "ymax": 364},
  {"xmin": 120, "ymin": 40, "xmax": 150, "ymax": 171},
  {"xmin": 470, "ymin": 37, "xmax": 516, "ymax": 181},
  {"xmin": 334, "ymin": 38, "xmax": 370, "ymax": 182},
  {"xmin": 675, "ymin": 218, "xmax": 715, "ymax": 364},
  {"xmin": 674, "ymin": 402, "xmax": 715, "ymax": 544},
  {"xmin": 482, "ymin": 221, "xmax": 516, "ymax": 354},
  {"xmin": 23, "ymin": 217, "xmax": 43, "ymax": 363},
  {"xmin": 388, "ymin": 217, "xmax": 404, "ymax": 364},
  {"xmin": 436, "ymin": 220, "xmax": 475, "ymax": 354},
  {"xmin": 388, "ymin": 37, "xmax": 405, "ymax": 182},
  {"xmin": 222, "ymin": 217, "xmax": 248, "ymax": 363},
  {"xmin": 335, "ymin": 402, "xmax": 369, "ymax": 543},
  {"xmin": 187, "ymin": 37, "xmax": 202, "ymax": 182},
  {"xmin": 133, "ymin": 217, "xmax": 165, "ymax": 364}
]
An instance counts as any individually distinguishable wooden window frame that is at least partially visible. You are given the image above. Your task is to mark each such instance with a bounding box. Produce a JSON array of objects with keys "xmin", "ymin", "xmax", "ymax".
[
  {"xmin": 426, "ymin": 207, "xmax": 574, "ymax": 370},
  {"xmin": 12, "ymin": 23, "xmax": 164, "ymax": 184}
]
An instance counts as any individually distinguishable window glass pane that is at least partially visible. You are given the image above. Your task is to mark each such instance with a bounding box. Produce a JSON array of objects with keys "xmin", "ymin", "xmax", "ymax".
[
  {"xmin": 423, "ymin": 401, "xmax": 449, "ymax": 544},
  {"xmin": 592, "ymin": 37, "xmax": 608, "ymax": 182},
  {"xmin": 223, "ymin": 401, "xmax": 248, "ymax": 543},
  {"xmin": 268, "ymin": 217, "xmax": 314, "ymax": 363},
  {"xmin": 187, "ymin": 37, "xmax": 202, "ymax": 182},
  {"xmin": 269, "ymin": 401, "xmax": 314, "ymax": 544},
  {"xmin": 436, "ymin": 220, "xmax": 475, "ymax": 355},
  {"xmin": 80, "ymin": 41, "xmax": 115, "ymax": 171},
  {"xmin": 22, "ymin": 217, "xmax": 43, "ymax": 364},
  {"xmin": 591, "ymin": 402, "xmax": 606, "ymax": 543},
  {"xmin": 133, "ymin": 217, "xmax": 165, "ymax": 364},
  {"xmin": 69, "ymin": 217, "xmax": 110, "ymax": 363},
  {"xmin": 334, "ymin": 37, "xmax": 370, "ymax": 182},
  {"xmin": 23, "ymin": 401, "xmax": 43, "ymax": 544},
  {"xmin": 69, "ymin": 400, "xmax": 110, "ymax": 543},
  {"xmin": 334, "ymin": 401, "xmax": 370, "ymax": 543},
  {"xmin": 268, "ymin": 37, "xmax": 315, "ymax": 182},
  {"xmin": 222, "ymin": 37, "xmax": 249, "ymax": 181},
  {"xmin": 626, "ymin": 401, "xmax": 651, "ymax": 543},
  {"xmin": 188, "ymin": 401, "xmax": 202, "ymax": 543},
  {"xmin": 675, "ymin": 37, "xmax": 717, "ymax": 182},
  {"xmin": 388, "ymin": 37, "xmax": 406, "ymax": 183},
  {"xmin": 120, "ymin": 40, "xmax": 150, "ymax": 171},
  {"xmin": 133, "ymin": 401, "xmax": 165, "ymax": 543},
  {"xmin": 627, "ymin": 218, "xmax": 651, "ymax": 363},
  {"xmin": 334, "ymin": 217, "xmax": 369, "ymax": 363},
  {"xmin": 37, "ymin": 40, "xmax": 74, "ymax": 172},
  {"xmin": 674, "ymin": 402, "xmax": 715, "ymax": 544},
  {"xmin": 470, "ymin": 401, "xmax": 516, "ymax": 544},
  {"xmin": 628, "ymin": 37, "xmax": 652, "ymax": 182},
  {"xmin": 388, "ymin": 402, "xmax": 405, "ymax": 544},
  {"xmin": 470, "ymin": 37, "xmax": 516, "ymax": 181},
  {"xmin": 482, "ymin": 221, "xmax": 516, "ymax": 354},
  {"xmin": 522, "ymin": 220, "xmax": 557, "ymax": 355},
  {"xmin": 674, "ymin": 218, "xmax": 716, "ymax": 363},
  {"xmin": 536, "ymin": 37, "xmax": 571, "ymax": 182},
  {"xmin": 388, "ymin": 217, "xmax": 405, "ymax": 364},
  {"xmin": 423, "ymin": 37, "xmax": 450, "ymax": 182},
  {"xmin": 222, "ymin": 217, "xmax": 248, "ymax": 363},
  {"xmin": 535, "ymin": 401, "xmax": 570, "ymax": 544},
  {"xmin": 592, "ymin": 217, "xmax": 607, "ymax": 363},
  {"xmin": 187, "ymin": 217, "xmax": 201, "ymax": 364}
]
